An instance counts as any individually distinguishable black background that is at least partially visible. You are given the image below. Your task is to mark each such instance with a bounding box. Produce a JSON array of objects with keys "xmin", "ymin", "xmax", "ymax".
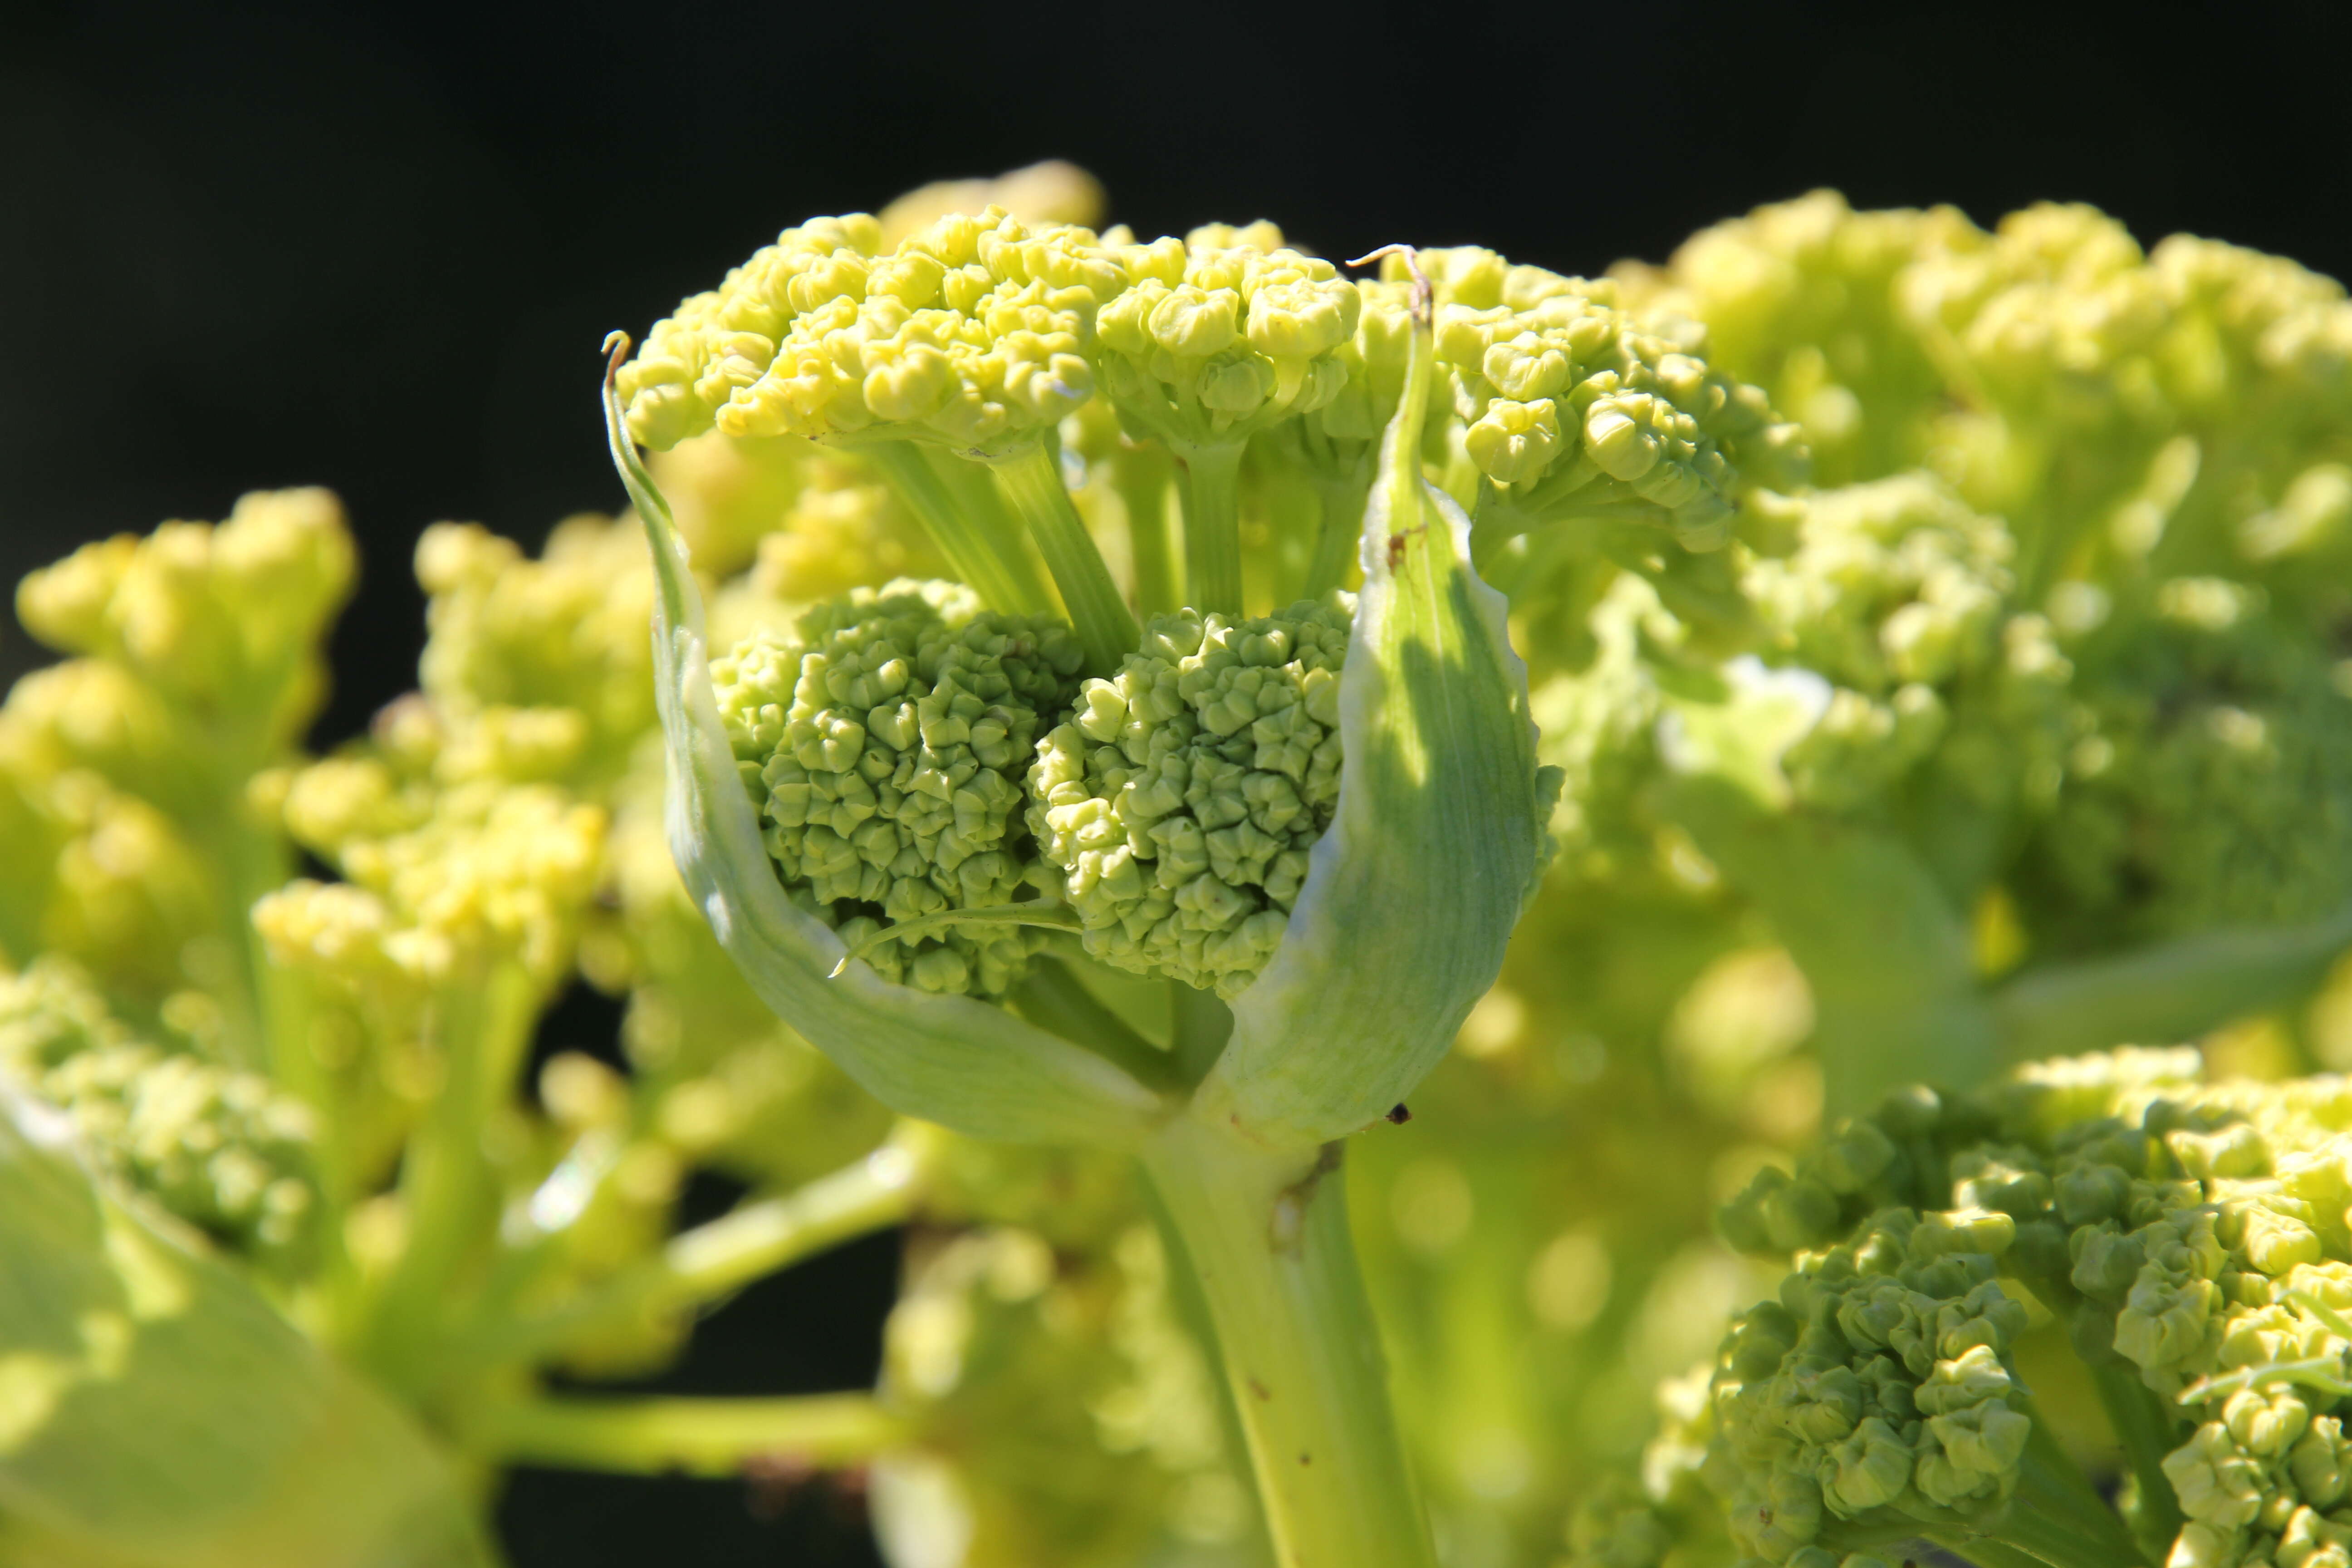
[{"xmin": 3, "ymin": 2, "xmax": 2347, "ymax": 1562}]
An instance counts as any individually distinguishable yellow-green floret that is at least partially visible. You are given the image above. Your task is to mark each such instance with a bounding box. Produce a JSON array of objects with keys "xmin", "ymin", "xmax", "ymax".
[
  {"xmin": 1028, "ymin": 596, "xmax": 1351, "ymax": 1000},
  {"xmin": 712, "ymin": 579, "xmax": 1085, "ymax": 997}
]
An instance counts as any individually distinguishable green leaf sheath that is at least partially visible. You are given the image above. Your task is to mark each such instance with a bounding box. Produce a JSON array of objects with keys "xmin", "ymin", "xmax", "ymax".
[
  {"xmin": 603, "ymin": 339, "xmax": 1166, "ymax": 1148},
  {"xmin": 987, "ymin": 440, "xmax": 1139, "ymax": 676},
  {"xmin": 1141, "ymin": 1118, "xmax": 1437, "ymax": 1568},
  {"xmin": 1176, "ymin": 441, "xmax": 1247, "ymax": 617},
  {"xmin": 865, "ymin": 440, "xmax": 1054, "ymax": 616},
  {"xmin": 0, "ymin": 1086, "xmax": 495, "ymax": 1568},
  {"xmin": 1203, "ymin": 309, "xmax": 1553, "ymax": 1148}
]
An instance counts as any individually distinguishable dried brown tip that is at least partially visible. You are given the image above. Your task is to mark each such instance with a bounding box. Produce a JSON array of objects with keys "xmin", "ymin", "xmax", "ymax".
[
  {"xmin": 1345, "ymin": 244, "xmax": 1432, "ymax": 323},
  {"xmin": 602, "ymin": 329, "xmax": 632, "ymax": 391}
]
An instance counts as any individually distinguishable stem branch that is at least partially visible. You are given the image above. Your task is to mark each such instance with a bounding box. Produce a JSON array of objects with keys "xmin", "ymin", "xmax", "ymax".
[
  {"xmin": 470, "ymin": 1393, "xmax": 903, "ymax": 1477},
  {"xmin": 466, "ymin": 1146, "xmax": 921, "ymax": 1373},
  {"xmin": 867, "ymin": 441, "xmax": 1052, "ymax": 616},
  {"xmin": 1175, "ymin": 441, "xmax": 1248, "ymax": 617},
  {"xmin": 989, "ymin": 441, "xmax": 1139, "ymax": 675}
]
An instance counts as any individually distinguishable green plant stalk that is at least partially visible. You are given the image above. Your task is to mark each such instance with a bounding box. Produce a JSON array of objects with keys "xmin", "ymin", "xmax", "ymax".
[
  {"xmin": 1141, "ymin": 1114, "xmax": 1437, "ymax": 1568},
  {"xmin": 988, "ymin": 441, "xmax": 1139, "ymax": 675},
  {"xmin": 358, "ymin": 960, "xmax": 540, "ymax": 1391},
  {"xmin": 1300, "ymin": 471, "xmax": 1370, "ymax": 598},
  {"xmin": 1112, "ymin": 441, "xmax": 1183, "ymax": 618},
  {"xmin": 462, "ymin": 1145, "xmax": 923, "ymax": 1372},
  {"xmin": 1175, "ymin": 440, "xmax": 1248, "ymax": 617},
  {"xmin": 2087, "ymin": 1358, "xmax": 2187, "ymax": 1560},
  {"xmin": 866, "ymin": 440, "xmax": 1053, "ymax": 616},
  {"xmin": 468, "ymin": 1393, "xmax": 904, "ymax": 1477},
  {"xmin": 1911, "ymin": 1420, "xmax": 2149, "ymax": 1568}
]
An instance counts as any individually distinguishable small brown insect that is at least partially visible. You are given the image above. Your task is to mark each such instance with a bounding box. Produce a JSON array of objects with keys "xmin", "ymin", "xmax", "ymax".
[
  {"xmin": 1386, "ymin": 1103, "xmax": 1412, "ymax": 1124},
  {"xmin": 1385, "ymin": 521, "xmax": 1429, "ymax": 571}
]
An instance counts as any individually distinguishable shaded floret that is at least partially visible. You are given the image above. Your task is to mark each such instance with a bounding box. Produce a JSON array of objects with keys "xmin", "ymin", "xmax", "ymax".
[
  {"xmin": 1744, "ymin": 475, "xmax": 2074, "ymax": 816},
  {"xmin": 713, "ymin": 580, "xmax": 1084, "ymax": 997},
  {"xmin": 1028, "ymin": 597, "xmax": 1351, "ymax": 999},
  {"xmin": 0, "ymin": 956, "xmax": 318, "ymax": 1277},
  {"xmin": 1706, "ymin": 1049, "xmax": 2352, "ymax": 1568}
]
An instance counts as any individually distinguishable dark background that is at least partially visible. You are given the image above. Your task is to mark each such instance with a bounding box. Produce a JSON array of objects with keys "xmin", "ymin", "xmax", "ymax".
[{"xmin": 3, "ymin": 2, "xmax": 2347, "ymax": 1562}]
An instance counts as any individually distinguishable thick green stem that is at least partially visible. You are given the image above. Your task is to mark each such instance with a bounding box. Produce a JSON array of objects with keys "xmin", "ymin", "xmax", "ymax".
[
  {"xmin": 989, "ymin": 441, "xmax": 1139, "ymax": 675},
  {"xmin": 1112, "ymin": 441, "xmax": 1183, "ymax": 618},
  {"xmin": 1140, "ymin": 1116, "xmax": 1436, "ymax": 1568},
  {"xmin": 867, "ymin": 440, "xmax": 1052, "ymax": 616},
  {"xmin": 1176, "ymin": 441, "xmax": 1248, "ymax": 617},
  {"xmin": 2089, "ymin": 1359, "xmax": 2187, "ymax": 1560},
  {"xmin": 468, "ymin": 1393, "xmax": 903, "ymax": 1477}
]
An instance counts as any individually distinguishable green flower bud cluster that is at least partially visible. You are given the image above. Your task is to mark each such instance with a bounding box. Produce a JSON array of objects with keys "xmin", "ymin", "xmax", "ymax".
[
  {"xmin": 0, "ymin": 956, "xmax": 318, "ymax": 1277},
  {"xmin": 15, "ymin": 487, "xmax": 354, "ymax": 730},
  {"xmin": 1093, "ymin": 223, "xmax": 1363, "ymax": 449},
  {"xmin": 713, "ymin": 580, "xmax": 1085, "ymax": 997},
  {"xmin": 2021, "ymin": 577, "xmax": 2352, "ymax": 952},
  {"xmin": 278, "ymin": 697, "xmax": 608, "ymax": 988},
  {"xmin": 1703, "ymin": 1047, "xmax": 2352, "ymax": 1568},
  {"xmin": 412, "ymin": 518, "xmax": 658, "ymax": 772},
  {"xmin": 873, "ymin": 1222, "xmax": 1256, "ymax": 1568},
  {"xmin": 1409, "ymin": 246, "xmax": 1808, "ymax": 551},
  {"xmin": 1029, "ymin": 597, "xmax": 1350, "ymax": 999},
  {"xmin": 0, "ymin": 490, "xmax": 355, "ymax": 1013},
  {"xmin": 875, "ymin": 160, "xmax": 1107, "ymax": 252},
  {"xmin": 1745, "ymin": 475, "xmax": 2074, "ymax": 814},
  {"xmin": 618, "ymin": 207, "xmax": 1125, "ymax": 456}
]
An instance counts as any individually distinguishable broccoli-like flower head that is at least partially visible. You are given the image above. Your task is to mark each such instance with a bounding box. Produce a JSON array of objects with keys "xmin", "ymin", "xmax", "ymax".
[
  {"xmin": 711, "ymin": 580, "xmax": 1085, "ymax": 998},
  {"xmin": 0, "ymin": 956, "xmax": 318, "ymax": 1278},
  {"xmin": 412, "ymin": 518, "xmax": 657, "ymax": 774},
  {"xmin": 1407, "ymin": 247, "xmax": 1808, "ymax": 553},
  {"xmin": 1705, "ymin": 1048, "xmax": 2352, "ymax": 1568},
  {"xmin": 2024, "ymin": 580, "xmax": 2352, "ymax": 949},
  {"xmin": 1743, "ymin": 474, "xmax": 2074, "ymax": 817},
  {"xmin": 1093, "ymin": 222, "xmax": 1362, "ymax": 451},
  {"xmin": 1709, "ymin": 1204, "xmax": 2037, "ymax": 1561},
  {"xmin": 1029, "ymin": 597, "xmax": 1351, "ymax": 998},
  {"xmin": 617, "ymin": 207, "xmax": 1124, "ymax": 458},
  {"xmin": 280, "ymin": 698, "xmax": 608, "ymax": 989},
  {"xmin": 15, "ymin": 488, "xmax": 353, "ymax": 709}
]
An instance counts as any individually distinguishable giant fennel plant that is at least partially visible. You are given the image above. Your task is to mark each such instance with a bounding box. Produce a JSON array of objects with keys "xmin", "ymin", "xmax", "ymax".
[{"xmin": 5, "ymin": 163, "xmax": 2352, "ymax": 1568}]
